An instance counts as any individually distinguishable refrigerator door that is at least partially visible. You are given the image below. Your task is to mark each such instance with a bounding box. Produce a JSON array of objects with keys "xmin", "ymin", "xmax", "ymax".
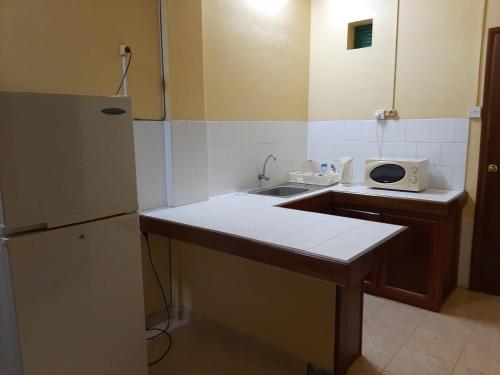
[
  {"xmin": 2, "ymin": 213, "xmax": 148, "ymax": 375},
  {"xmin": 0, "ymin": 92, "xmax": 138, "ymax": 235}
]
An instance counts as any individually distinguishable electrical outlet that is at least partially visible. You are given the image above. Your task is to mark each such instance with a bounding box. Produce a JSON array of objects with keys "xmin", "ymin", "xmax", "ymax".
[
  {"xmin": 119, "ymin": 44, "xmax": 131, "ymax": 56},
  {"xmin": 467, "ymin": 106, "xmax": 481, "ymax": 118}
]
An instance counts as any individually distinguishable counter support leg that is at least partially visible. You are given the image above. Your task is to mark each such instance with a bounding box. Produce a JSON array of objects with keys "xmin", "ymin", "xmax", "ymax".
[{"xmin": 333, "ymin": 282, "xmax": 363, "ymax": 375}]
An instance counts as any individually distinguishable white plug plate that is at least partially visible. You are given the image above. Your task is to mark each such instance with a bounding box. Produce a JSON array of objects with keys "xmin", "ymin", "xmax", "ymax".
[{"xmin": 467, "ymin": 106, "xmax": 481, "ymax": 118}]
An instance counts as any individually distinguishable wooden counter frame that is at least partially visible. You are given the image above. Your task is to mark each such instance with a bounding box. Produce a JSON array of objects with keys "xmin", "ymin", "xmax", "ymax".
[{"xmin": 140, "ymin": 206, "xmax": 408, "ymax": 375}]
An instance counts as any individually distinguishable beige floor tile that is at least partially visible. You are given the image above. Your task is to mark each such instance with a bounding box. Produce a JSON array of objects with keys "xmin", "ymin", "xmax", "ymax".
[
  {"xmin": 364, "ymin": 294, "xmax": 386, "ymax": 321},
  {"xmin": 239, "ymin": 357, "xmax": 303, "ymax": 375},
  {"xmin": 457, "ymin": 343, "xmax": 500, "ymax": 375},
  {"xmin": 451, "ymin": 366, "xmax": 484, "ymax": 375},
  {"xmin": 468, "ymin": 318, "xmax": 500, "ymax": 351},
  {"xmin": 362, "ymin": 331, "xmax": 401, "ymax": 369},
  {"xmin": 375, "ymin": 300, "xmax": 429, "ymax": 327},
  {"xmin": 480, "ymin": 296, "xmax": 500, "ymax": 323},
  {"xmin": 404, "ymin": 327, "xmax": 466, "ymax": 363},
  {"xmin": 418, "ymin": 312, "xmax": 475, "ymax": 342},
  {"xmin": 364, "ymin": 310, "xmax": 416, "ymax": 346},
  {"xmin": 194, "ymin": 332, "xmax": 262, "ymax": 374},
  {"xmin": 167, "ymin": 359, "xmax": 221, "ymax": 375},
  {"xmin": 147, "ymin": 322, "xmax": 221, "ymax": 373},
  {"xmin": 386, "ymin": 348, "xmax": 454, "ymax": 375},
  {"xmin": 347, "ymin": 356, "xmax": 382, "ymax": 375},
  {"xmin": 441, "ymin": 289, "xmax": 490, "ymax": 320}
]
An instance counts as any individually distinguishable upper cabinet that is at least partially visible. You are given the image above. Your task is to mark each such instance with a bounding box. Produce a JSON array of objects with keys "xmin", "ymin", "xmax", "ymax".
[
  {"xmin": 309, "ymin": 0, "xmax": 399, "ymax": 120},
  {"xmin": 395, "ymin": 0, "xmax": 484, "ymax": 119}
]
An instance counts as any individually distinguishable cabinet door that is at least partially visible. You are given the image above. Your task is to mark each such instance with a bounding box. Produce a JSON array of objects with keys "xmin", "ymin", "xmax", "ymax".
[
  {"xmin": 6, "ymin": 214, "xmax": 148, "ymax": 375},
  {"xmin": 381, "ymin": 213, "xmax": 438, "ymax": 296}
]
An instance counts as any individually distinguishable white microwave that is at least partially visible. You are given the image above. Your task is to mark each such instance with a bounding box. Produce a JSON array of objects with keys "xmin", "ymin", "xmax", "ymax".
[{"xmin": 364, "ymin": 158, "xmax": 429, "ymax": 192}]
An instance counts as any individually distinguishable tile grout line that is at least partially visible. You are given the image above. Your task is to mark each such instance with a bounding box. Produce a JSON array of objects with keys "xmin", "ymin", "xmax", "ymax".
[
  {"xmin": 449, "ymin": 294, "xmax": 493, "ymax": 375},
  {"xmin": 381, "ymin": 307, "xmax": 429, "ymax": 373}
]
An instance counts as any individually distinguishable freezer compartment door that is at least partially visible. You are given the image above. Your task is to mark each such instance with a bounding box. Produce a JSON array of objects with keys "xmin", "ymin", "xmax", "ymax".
[
  {"xmin": 0, "ymin": 92, "xmax": 138, "ymax": 235},
  {"xmin": 4, "ymin": 213, "xmax": 148, "ymax": 375}
]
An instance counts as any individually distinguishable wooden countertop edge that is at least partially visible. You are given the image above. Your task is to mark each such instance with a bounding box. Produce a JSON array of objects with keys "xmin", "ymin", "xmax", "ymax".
[{"xmin": 139, "ymin": 214, "xmax": 408, "ymax": 287}]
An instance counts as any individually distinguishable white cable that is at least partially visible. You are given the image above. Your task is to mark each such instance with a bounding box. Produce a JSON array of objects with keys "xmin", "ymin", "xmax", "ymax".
[{"xmin": 376, "ymin": 119, "xmax": 383, "ymax": 158}]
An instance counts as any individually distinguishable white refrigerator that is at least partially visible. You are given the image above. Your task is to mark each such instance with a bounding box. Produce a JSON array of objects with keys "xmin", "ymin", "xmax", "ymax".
[{"xmin": 0, "ymin": 92, "xmax": 148, "ymax": 375}]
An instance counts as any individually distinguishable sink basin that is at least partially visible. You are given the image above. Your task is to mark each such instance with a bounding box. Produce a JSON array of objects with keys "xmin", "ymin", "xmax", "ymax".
[
  {"xmin": 249, "ymin": 183, "xmax": 323, "ymax": 198},
  {"xmin": 253, "ymin": 186, "xmax": 309, "ymax": 197}
]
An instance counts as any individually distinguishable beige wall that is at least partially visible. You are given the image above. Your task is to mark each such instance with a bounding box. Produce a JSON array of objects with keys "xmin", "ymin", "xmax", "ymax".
[
  {"xmin": 177, "ymin": 241, "xmax": 335, "ymax": 369},
  {"xmin": 141, "ymin": 235, "xmax": 173, "ymax": 317},
  {"xmin": 395, "ymin": 0, "xmax": 484, "ymax": 119},
  {"xmin": 165, "ymin": 0, "xmax": 311, "ymax": 121},
  {"xmin": 309, "ymin": 0, "xmax": 398, "ymax": 120},
  {"xmin": 309, "ymin": 0, "xmax": 485, "ymax": 120},
  {"xmin": 0, "ymin": 0, "xmax": 164, "ymax": 119},
  {"xmin": 202, "ymin": 0, "xmax": 310, "ymax": 121},
  {"xmin": 165, "ymin": 0, "xmax": 206, "ymax": 120}
]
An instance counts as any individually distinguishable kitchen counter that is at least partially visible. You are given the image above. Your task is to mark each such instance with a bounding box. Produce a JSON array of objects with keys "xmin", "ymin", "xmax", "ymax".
[
  {"xmin": 140, "ymin": 184, "xmax": 464, "ymax": 375},
  {"xmin": 141, "ymin": 185, "xmax": 463, "ymax": 265}
]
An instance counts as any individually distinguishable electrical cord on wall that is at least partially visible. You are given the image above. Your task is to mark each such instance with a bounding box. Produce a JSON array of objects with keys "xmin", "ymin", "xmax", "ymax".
[
  {"xmin": 115, "ymin": 49, "xmax": 133, "ymax": 96},
  {"xmin": 143, "ymin": 232, "xmax": 173, "ymax": 366}
]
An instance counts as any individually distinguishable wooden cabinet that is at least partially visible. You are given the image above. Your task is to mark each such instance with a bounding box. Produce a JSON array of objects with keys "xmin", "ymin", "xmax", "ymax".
[{"xmin": 283, "ymin": 191, "xmax": 467, "ymax": 311}]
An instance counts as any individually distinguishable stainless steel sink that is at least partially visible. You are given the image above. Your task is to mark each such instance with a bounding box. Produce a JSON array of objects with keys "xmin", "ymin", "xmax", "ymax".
[{"xmin": 249, "ymin": 183, "xmax": 324, "ymax": 198}]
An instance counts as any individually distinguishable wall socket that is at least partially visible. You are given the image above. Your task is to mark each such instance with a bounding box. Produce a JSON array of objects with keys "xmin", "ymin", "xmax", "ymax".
[
  {"xmin": 119, "ymin": 44, "xmax": 131, "ymax": 56},
  {"xmin": 467, "ymin": 106, "xmax": 481, "ymax": 119}
]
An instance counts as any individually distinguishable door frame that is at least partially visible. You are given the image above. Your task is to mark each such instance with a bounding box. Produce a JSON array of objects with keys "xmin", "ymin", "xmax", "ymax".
[{"xmin": 470, "ymin": 27, "xmax": 500, "ymax": 292}]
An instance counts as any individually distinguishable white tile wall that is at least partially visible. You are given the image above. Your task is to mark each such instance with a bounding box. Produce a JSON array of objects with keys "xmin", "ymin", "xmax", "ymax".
[
  {"xmin": 307, "ymin": 118, "xmax": 469, "ymax": 190},
  {"xmin": 207, "ymin": 121, "xmax": 308, "ymax": 197},
  {"xmin": 167, "ymin": 121, "xmax": 208, "ymax": 206},
  {"xmin": 133, "ymin": 121, "xmax": 167, "ymax": 210}
]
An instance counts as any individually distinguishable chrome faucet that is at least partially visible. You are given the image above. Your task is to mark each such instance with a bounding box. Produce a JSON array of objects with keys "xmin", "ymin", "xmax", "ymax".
[{"xmin": 258, "ymin": 154, "xmax": 277, "ymax": 184}]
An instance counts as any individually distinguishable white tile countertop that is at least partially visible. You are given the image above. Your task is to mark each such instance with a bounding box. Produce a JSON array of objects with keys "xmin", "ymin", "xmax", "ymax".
[{"xmin": 142, "ymin": 185, "xmax": 463, "ymax": 264}]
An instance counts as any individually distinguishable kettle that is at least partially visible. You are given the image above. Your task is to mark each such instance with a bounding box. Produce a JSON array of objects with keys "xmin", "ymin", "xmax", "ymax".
[{"xmin": 339, "ymin": 157, "xmax": 354, "ymax": 186}]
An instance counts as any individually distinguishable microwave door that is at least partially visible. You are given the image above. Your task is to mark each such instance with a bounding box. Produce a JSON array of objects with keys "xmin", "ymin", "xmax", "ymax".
[{"xmin": 369, "ymin": 163, "xmax": 407, "ymax": 184}]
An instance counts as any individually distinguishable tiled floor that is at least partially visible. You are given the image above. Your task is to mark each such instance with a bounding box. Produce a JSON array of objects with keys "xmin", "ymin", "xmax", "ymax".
[{"xmin": 148, "ymin": 288, "xmax": 500, "ymax": 375}]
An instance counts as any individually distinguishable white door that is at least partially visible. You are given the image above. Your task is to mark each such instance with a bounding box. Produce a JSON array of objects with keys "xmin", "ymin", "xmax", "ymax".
[
  {"xmin": 0, "ymin": 92, "xmax": 138, "ymax": 235},
  {"xmin": 4, "ymin": 213, "xmax": 147, "ymax": 375}
]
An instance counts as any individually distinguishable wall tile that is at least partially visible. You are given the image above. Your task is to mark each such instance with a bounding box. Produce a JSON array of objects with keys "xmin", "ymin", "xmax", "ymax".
[
  {"xmin": 133, "ymin": 121, "xmax": 165, "ymax": 152},
  {"xmin": 206, "ymin": 121, "xmax": 308, "ymax": 197},
  {"xmin": 406, "ymin": 119, "xmax": 430, "ymax": 142},
  {"xmin": 133, "ymin": 120, "xmax": 167, "ymax": 211},
  {"xmin": 208, "ymin": 146, "xmax": 229, "ymax": 173},
  {"xmin": 207, "ymin": 122, "xmax": 237, "ymax": 146},
  {"xmin": 307, "ymin": 118, "xmax": 469, "ymax": 189},
  {"xmin": 344, "ymin": 120, "xmax": 365, "ymax": 140},
  {"xmin": 440, "ymin": 143, "xmax": 468, "ymax": 167},
  {"xmin": 417, "ymin": 142, "xmax": 441, "ymax": 166},
  {"xmin": 454, "ymin": 119, "xmax": 470, "ymax": 143},
  {"xmin": 363, "ymin": 120, "xmax": 378, "ymax": 141},
  {"xmin": 429, "ymin": 119, "xmax": 455, "ymax": 142},
  {"xmin": 381, "ymin": 120, "xmax": 407, "ymax": 141},
  {"xmin": 429, "ymin": 166, "xmax": 452, "ymax": 189},
  {"xmin": 451, "ymin": 167, "xmax": 466, "ymax": 190},
  {"xmin": 135, "ymin": 151, "xmax": 166, "ymax": 182},
  {"xmin": 236, "ymin": 122, "xmax": 268, "ymax": 145},
  {"xmin": 136, "ymin": 179, "xmax": 167, "ymax": 211},
  {"xmin": 394, "ymin": 142, "xmax": 417, "ymax": 158},
  {"xmin": 186, "ymin": 121, "xmax": 207, "ymax": 149}
]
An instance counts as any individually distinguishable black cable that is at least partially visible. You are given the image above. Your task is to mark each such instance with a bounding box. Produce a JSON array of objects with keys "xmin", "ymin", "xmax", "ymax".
[
  {"xmin": 115, "ymin": 50, "xmax": 133, "ymax": 96},
  {"xmin": 143, "ymin": 232, "xmax": 173, "ymax": 366}
]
